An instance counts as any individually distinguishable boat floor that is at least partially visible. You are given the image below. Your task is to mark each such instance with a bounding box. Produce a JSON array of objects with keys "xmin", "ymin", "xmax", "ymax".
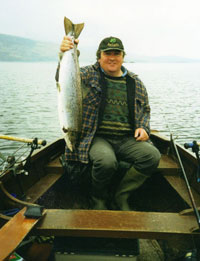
[
  {"xmin": 32, "ymin": 168, "xmax": 196, "ymax": 260},
  {"xmin": 36, "ymin": 169, "xmax": 187, "ymax": 213}
]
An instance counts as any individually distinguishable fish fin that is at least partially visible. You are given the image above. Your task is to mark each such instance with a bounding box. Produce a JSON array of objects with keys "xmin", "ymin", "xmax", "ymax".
[
  {"xmin": 64, "ymin": 135, "xmax": 73, "ymax": 152},
  {"xmin": 56, "ymin": 82, "xmax": 61, "ymax": 92},
  {"xmin": 74, "ymin": 23, "xmax": 84, "ymax": 38},
  {"xmin": 64, "ymin": 17, "xmax": 73, "ymax": 35},
  {"xmin": 64, "ymin": 17, "xmax": 84, "ymax": 38}
]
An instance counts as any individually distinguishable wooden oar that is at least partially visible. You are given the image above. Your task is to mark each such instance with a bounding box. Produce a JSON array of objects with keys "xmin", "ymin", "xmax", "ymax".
[
  {"xmin": 0, "ymin": 135, "xmax": 46, "ymax": 146},
  {"xmin": 0, "ymin": 207, "xmax": 46, "ymax": 260}
]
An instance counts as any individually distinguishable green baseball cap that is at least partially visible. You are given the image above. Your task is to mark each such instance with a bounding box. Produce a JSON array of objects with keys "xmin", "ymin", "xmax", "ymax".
[{"xmin": 97, "ymin": 36, "xmax": 124, "ymax": 52}]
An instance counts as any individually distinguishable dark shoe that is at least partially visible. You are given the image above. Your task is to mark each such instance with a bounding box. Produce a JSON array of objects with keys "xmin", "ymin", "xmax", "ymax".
[{"xmin": 91, "ymin": 196, "xmax": 107, "ymax": 210}]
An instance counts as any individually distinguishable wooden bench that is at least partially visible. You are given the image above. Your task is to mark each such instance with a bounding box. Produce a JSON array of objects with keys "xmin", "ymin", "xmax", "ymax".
[
  {"xmin": 45, "ymin": 154, "xmax": 179, "ymax": 175},
  {"xmin": 35, "ymin": 209, "xmax": 200, "ymax": 239}
]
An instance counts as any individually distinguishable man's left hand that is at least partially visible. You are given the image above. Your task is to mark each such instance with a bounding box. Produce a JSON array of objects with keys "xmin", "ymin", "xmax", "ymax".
[{"xmin": 134, "ymin": 128, "xmax": 149, "ymax": 141}]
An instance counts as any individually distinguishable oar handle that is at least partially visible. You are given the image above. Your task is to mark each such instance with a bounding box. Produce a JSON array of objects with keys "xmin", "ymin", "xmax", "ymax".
[
  {"xmin": 0, "ymin": 135, "xmax": 46, "ymax": 146},
  {"xmin": 184, "ymin": 141, "xmax": 200, "ymax": 148}
]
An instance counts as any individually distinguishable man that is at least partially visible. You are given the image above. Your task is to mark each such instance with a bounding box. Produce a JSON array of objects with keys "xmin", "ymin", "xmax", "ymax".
[{"xmin": 57, "ymin": 36, "xmax": 161, "ymax": 210}]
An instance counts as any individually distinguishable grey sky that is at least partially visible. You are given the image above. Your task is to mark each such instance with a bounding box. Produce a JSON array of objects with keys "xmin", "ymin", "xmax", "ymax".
[{"xmin": 1, "ymin": 0, "xmax": 200, "ymax": 59}]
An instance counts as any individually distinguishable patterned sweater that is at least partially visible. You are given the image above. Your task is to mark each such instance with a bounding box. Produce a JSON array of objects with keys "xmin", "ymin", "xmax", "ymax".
[
  {"xmin": 96, "ymin": 74, "xmax": 133, "ymax": 136},
  {"xmin": 57, "ymin": 62, "xmax": 150, "ymax": 163}
]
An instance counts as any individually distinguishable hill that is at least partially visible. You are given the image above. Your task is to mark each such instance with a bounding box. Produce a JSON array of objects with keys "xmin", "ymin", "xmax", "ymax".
[
  {"xmin": 126, "ymin": 54, "xmax": 200, "ymax": 63},
  {"xmin": 0, "ymin": 34, "xmax": 58, "ymax": 62},
  {"xmin": 0, "ymin": 33, "xmax": 200, "ymax": 63}
]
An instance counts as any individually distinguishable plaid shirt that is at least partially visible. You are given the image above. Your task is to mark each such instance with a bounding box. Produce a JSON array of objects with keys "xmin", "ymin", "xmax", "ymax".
[{"xmin": 65, "ymin": 62, "xmax": 150, "ymax": 163}]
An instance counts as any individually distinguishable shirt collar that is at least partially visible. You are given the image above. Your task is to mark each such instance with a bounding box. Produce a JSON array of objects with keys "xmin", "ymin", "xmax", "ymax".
[{"xmin": 100, "ymin": 66, "xmax": 127, "ymax": 77}]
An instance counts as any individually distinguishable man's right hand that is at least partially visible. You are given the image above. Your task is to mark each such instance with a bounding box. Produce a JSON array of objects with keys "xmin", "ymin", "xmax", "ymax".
[{"xmin": 60, "ymin": 36, "xmax": 79, "ymax": 52}]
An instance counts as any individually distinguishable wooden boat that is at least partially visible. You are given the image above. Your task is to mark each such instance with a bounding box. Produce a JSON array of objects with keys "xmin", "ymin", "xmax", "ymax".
[{"xmin": 0, "ymin": 130, "xmax": 200, "ymax": 260}]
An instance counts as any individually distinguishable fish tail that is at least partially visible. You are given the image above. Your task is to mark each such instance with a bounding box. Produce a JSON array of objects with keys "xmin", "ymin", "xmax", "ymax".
[{"xmin": 64, "ymin": 17, "xmax": 84, "ymax": 38}]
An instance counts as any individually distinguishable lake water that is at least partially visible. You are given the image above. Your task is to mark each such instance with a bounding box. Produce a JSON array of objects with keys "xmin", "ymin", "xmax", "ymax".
[{"xmin": 0, "ymin": 61, "xmax": 200, "ymax": 158}]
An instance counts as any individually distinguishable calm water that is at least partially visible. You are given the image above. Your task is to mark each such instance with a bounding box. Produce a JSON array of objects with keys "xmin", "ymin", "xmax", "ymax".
[{"xmin": 0, "ymin": 61, "xmax": 200, "ymax": 158}]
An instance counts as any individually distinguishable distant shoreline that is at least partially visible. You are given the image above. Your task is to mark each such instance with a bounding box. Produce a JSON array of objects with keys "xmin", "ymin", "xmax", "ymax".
[
  {"xmin": 1, "ymin": 60, "xmax": 200, "ymax": 64},
  {"xmin": 1, "ymin": 34, "xmax": 200, "ymax": 64}
]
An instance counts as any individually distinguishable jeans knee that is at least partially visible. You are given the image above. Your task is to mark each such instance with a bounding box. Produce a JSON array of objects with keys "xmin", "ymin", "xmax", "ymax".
[
  {"xmin": 92, "ymin": 157, "xmax": 118, "ymax": 182},
  {"xmin": 134, "ymin": 147, "xmax": 161, "ymax": 176},
  {"xmin": 151, "ymin": 148, "xmax": 161, "ymax": 168}
]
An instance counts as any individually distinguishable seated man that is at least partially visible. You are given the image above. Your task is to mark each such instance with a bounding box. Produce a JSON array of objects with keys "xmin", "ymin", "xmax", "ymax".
[{"xmin": 57, "ymin": 36, "xmax": 161, "ymax": 210}]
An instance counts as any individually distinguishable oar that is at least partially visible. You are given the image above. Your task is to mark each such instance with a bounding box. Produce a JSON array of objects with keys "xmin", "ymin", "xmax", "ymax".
[
  {"xmin": 0, "ymin": 207, "xmax": 46, "ymax": 261},
  {"xmin": 0, "ymin": 135, "xmax": 46, "ymax": 146},
  {"xmin": 171, "ymin": 134, "xmax": 200, "ymax": 230}
]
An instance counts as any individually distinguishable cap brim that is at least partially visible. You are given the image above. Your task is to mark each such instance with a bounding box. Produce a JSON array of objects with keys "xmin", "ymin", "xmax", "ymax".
[{"xmin": 101, "ymin": 48, "xmax": 124, "ymax": 52}]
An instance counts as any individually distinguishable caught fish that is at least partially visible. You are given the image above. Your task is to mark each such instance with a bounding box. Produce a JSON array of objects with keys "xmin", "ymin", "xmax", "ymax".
[{"xmin": 57, "ymin": 17, "xmax": 84, "ymax": 151}]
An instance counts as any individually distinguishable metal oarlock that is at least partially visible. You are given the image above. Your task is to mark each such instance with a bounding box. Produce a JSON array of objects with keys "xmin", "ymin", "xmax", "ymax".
[{"xmin": 184, "ymin": 141, "xmax": 200, "ymax": 183}]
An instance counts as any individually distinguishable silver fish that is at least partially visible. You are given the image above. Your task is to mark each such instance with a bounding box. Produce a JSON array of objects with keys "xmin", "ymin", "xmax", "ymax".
[{"xmin": 57, "ymin": 17, "xmax": 84, "ymax": 151}]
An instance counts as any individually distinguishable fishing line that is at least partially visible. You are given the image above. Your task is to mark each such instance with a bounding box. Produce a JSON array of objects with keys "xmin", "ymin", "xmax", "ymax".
[
  {"xmin": 160, "ymin": 110, "xmax": 200, "ymax": 258},
  {"xmin": 0, "ymin": 143, "xmax": 26, "ymax": 169},
  {"xmin": 0, "ymin": 143, "xmax": 30, "ymax": 177},
  {"xmin": 161, "ymin": 110, "xmax": 200, "ymax": 229},
  {"xmin": 0, "ymin": 153, "xmax": 7, "ymax": 167}
]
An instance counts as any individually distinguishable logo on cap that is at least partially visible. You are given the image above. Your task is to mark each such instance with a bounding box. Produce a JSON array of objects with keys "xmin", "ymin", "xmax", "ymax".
[{"xmin": 110, "ymin": 38, "xmax": 117, "ymax": 43}]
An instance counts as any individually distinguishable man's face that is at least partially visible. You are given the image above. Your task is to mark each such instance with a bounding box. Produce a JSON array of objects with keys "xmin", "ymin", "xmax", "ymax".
[{"xmin": 98, "ymin": 50, "xmax": 124, "ymax": 77}]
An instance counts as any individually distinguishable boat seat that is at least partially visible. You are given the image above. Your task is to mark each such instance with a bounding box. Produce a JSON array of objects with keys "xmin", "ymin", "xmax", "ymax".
[
  {"xmin": 158, "ymin": 154, "xmax": 179, "ymax": 175},
  {"xmin": 45, "ymin": 157, "xmax": 64, "ymax": 174},
  {"xmin": 45, "ymin": 154, "xmax": 179, "ymax": 175},
  {"xmin": 35, "ymin": 208, "xmax": 200, "ymax": 239}
]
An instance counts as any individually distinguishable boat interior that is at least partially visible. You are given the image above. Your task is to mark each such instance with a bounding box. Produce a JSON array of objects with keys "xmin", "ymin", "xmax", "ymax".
[{"xmin": 0, "ymin": 131, "xmax": 200, "ymax": 260}]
